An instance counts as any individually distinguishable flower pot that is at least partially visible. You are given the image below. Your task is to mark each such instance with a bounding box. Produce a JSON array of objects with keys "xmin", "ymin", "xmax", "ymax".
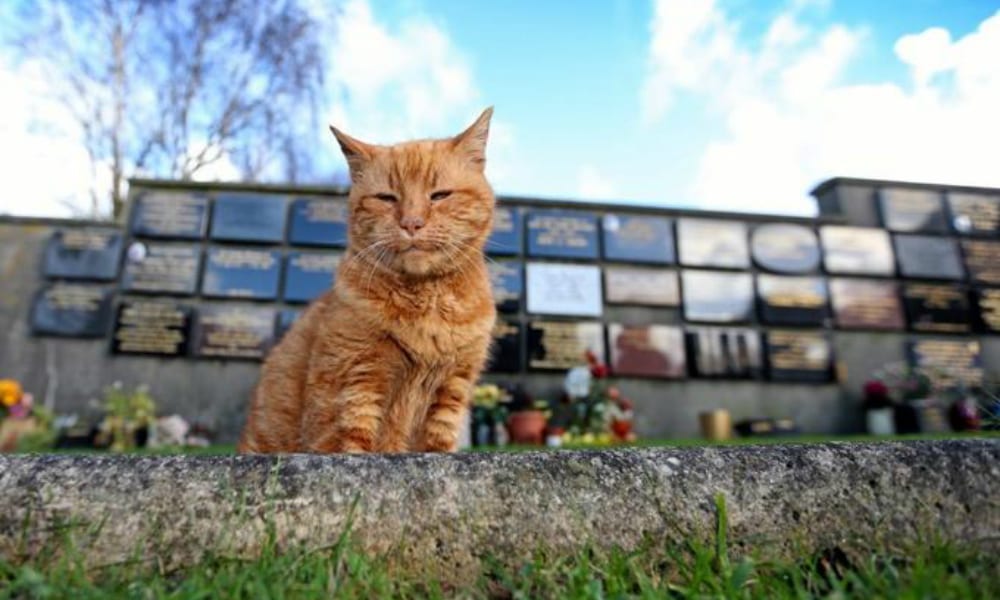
[
  {"xmin": 611, "ymin": 418, "xmax": 632, "ymax": 440},
  {"xmin": 507, "ymin": 410, "xmax": 547, "ymax": 445},
  {"xmin": 699, "ymin": 410, "xmax": 732, "ymax": 441},
  {"xmin": 865, "ymin": 408, "xmax": 896, "ymax": 436},
  {"xmin": 0, "ymin": 417, "xmax": 39, "ymax": 452}
]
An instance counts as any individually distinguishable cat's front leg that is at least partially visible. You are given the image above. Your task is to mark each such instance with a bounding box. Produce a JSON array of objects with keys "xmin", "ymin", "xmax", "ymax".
[
  {"xmin": 301, "ymin": 358, "xmax": 390, "ymax": 454},
  {"xmin": 421, "ymin": 373, "xmax": 474, "ymax": 452}
]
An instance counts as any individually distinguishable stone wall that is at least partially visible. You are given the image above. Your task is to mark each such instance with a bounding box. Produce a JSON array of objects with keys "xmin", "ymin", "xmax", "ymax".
[
  {"xmin": 3, "ymin": 175, "xmax": 999, "ymax": 440},
  {"xmin": 1, "ymin": 441, "xmax": 997, "ymax": 584}
]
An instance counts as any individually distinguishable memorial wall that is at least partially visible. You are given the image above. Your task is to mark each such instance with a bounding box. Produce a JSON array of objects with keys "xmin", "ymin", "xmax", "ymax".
[{"xmin": 2, "ymin": 177, "xmax": 999, "ymax": 439}]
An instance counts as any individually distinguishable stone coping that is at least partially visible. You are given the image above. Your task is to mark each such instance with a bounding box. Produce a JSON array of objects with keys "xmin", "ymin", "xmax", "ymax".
[{"xmin": 1, "ymin": 440, "xmax": 997, "ymax": 582}]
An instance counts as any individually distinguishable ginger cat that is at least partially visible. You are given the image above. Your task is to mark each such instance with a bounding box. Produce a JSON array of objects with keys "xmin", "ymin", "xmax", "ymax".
[{"xmin": 238, "ymin": 109, "xmax": 497, "ymax": 453}]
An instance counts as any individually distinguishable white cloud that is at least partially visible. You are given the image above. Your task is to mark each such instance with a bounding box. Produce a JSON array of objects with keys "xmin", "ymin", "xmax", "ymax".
[
  {"xmin": 642, "ymin": 2, "xmax": 1000, "ymax": 215},
  {"xmin": 577, "ymin": 165, "xmax": 619, "ymax": 200},
  {"xmin": 313, "ymin": 0, "xmax": 519, "ymax": 189},
  {"xmin": 0, "ymin": 57, "xmax": 101, "ymax": 217}
]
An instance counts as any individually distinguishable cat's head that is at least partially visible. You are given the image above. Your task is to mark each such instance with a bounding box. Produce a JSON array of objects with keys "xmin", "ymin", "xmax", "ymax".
[{"xmin": 330, "ymin": 108, "xmax": 495, "ymax": 278}]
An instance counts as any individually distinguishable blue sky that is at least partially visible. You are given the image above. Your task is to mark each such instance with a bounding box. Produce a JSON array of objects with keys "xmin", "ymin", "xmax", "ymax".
[{"xmin": 3, "ymin": 0, "xmax": 1000, "ymax": 217}]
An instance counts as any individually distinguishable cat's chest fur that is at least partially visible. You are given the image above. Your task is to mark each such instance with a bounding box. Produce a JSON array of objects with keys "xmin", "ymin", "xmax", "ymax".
[{"xmin": 381, "ymin": 289, "xmax": 492, "ymax": 368}]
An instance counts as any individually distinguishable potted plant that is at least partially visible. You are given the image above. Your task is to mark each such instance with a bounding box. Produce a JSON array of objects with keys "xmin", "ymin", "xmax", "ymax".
[
  {"xmin": 0, "ymin": 380, "xmax": 55, "ymax": 452},
  {"xmin": 870, "ymin": 363, "xmax": 940, "ymax": 434},
  {"xmin": 506, "ymin": 385, "xmax": 548, "ymax": 445},
  {"xmin": 470, "ymin": 384, "xmax": 510, "ymax": 447},
  {"xmin": 861, "ymin": 379, "xmax": 895, "ymax": 435},
  {"xmin": 98, "ymin": 382, "xmax": 157, "ymax": 452}
]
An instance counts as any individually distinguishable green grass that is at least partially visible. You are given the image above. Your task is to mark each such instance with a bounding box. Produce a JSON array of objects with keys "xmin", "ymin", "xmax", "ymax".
[{"xmin": 1, "ymin": 494, "xmax": 995, "ymax": 599}]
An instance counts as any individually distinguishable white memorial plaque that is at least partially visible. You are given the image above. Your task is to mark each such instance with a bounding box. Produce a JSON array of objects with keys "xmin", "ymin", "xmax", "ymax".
[{"xmin": 526, "ymin": 262, "xmax": 603, "ymax": 317}]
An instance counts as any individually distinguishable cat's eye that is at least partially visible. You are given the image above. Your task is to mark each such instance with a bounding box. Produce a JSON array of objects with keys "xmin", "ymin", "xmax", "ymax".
[
  {"xmin": 373, "ymin": 193, "xmax": 398, "ymax": 203},
  {"xmin": 430, "ymin": 190, "xmax": 452, "ymax": 201}
]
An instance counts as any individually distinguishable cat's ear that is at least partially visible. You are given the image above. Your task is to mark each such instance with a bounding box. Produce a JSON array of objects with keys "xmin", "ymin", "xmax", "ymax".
[
  {"xmin": 329, "ymin": 125, "xmax": 374, "ymax": 178},
  {"xmin": 451, "ymin": 107, "xmax": 493, "ymax": 170}
]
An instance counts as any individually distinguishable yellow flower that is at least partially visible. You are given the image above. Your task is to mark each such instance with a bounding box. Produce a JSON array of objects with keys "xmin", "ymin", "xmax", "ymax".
[{"xmin": 0, "ymin": 379, "xmax": 23, "ymax": 407}]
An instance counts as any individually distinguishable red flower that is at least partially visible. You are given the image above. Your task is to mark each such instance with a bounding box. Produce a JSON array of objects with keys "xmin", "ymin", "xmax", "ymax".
[
  {"xmin": 863, "ymin": 380, "xmax": 889, "ymax": 398},
  {"xmin": 607, "ymin": 386, "xmax": 621, "ymax": 400},
  {"xmin": 584, "ymin": 350, "xmax": 598, "ymax": 366},
  {"xmin": 590, "ymin": 364, "xmax": 609, "ymax": 378}
]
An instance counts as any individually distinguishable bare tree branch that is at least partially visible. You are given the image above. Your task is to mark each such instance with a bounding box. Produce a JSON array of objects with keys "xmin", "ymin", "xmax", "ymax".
[{"xmin": 5, "ymin": 0, "xmax": 334, "ymax": 219}]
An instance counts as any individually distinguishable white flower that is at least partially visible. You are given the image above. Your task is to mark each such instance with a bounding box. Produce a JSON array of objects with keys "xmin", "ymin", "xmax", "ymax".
[{"xmin": 564, "ymin": 367, "xmax": 592, "ymax": 399}]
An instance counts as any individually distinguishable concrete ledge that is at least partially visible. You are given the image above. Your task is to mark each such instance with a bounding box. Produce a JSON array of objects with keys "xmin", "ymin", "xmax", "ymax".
[{"xmin": 1, "ymin": 441, "xmax": 998, "ymax": 581}]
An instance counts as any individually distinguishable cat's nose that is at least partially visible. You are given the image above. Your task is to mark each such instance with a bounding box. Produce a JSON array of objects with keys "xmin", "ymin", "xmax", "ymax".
[{"xmin": 400, "ymin": 215, "xmax": 425, "ymax": 235}]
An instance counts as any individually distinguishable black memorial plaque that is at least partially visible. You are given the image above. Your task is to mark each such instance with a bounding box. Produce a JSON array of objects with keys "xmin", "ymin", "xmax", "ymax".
[
  {"xmin": 488, "ymin": 206, "xmax": 522, "ymax": 255},
  {"xmin": 44, "ymin": 229, "xmax": 122, "ymax": 280},
  {"xmin": 901, "ymin": 283, "xmax": 971, "ymax": 333},
  {"xmin": 210, "ymin": 194, "xmax": 288, "ymax": 243},
  {"xmin": 681, "ymin": 271, "xmax": 754, "ymax": 323},
  {"xmin": 527, "ymin": 321, "xmax": 604, "ymax": 371},
  {"xmin": 608, "ymin": 324, "xmax": 685, "ymax": 378},
  {"xmin": 829, "ymin": 278, "xmax": 905, "ymax": 330},
  {"xmin": 121, "ymin": 242, "xmax": 201, "ymax": 295},
  {"xmin": 893, "ymin": 235, "xmax": 964, "ymax": 280},
  {"xmin": 677, "ymin": 218, "xmax": 749, "ymax": 268},
  {"xmin": 751, "ymin": 224, "xmax": 821, "ymax": 273},
  {"xmin": 820, "ymin": 226, "xmax": 895, "ymax": 276},
  {"xmin": 765, "ymin": 331, "xmax": 833, "ymax": 382},
  {"xmin": 948, "ymin": 192, "xmax": 1000, "ymax": 236},
  {"xmin": 879, "ymin": 188, "xmax": 947, "ymax": 233},
  {"xmin": 283, "ymin": 252, "xmax": 339, "ymax": 304},
  {"xmin": 961, "ymin": 240, "xmax": 1000, "ymax": 285},
  {"xmin": 526, "ymin": 209, "xmax": 599, "ymax": 259},
  {"xmin": 974, "ymin": 288, "xmax": 1000, "ymax": 333},
  {"xmin": 685, "ymin": 327, "xmax": 762, "ymax": 378},
  {"xmin": 130, "ymin": 191, "xmax": 208, "ymax": 239},
  {"xmin": 111, "ymin": 300, "xmax": 192, "ymax": 356},
  {"xmin": 488, "ymin": 261, "xmax": 522, "ymax": 313},
  {"xmin": 601, "ymin": 214, "xmax": 675, "ymax": 264},
  {"xmin": 756, "ymin": 275, "xmax": 829, "ymax": 326},
  {"xmin": 30, "ymin": 284, "xmax": 113, "ymax": 338},
  {"xmin": 908, "ymin": 339, "xmax": 983, "ymax": 388},
  {"xmin": 275, "ymin": 309, "xmax": 302, "ymax": 341},
  {"xmin": 287, "ymin": 197, "xmax": 349, "ymax": 247},
  {"xmin": 487, "ymin": 320, "xmax": 523, "ymax": 373},
  {"xmin": 202, "ymin": 247, "xmax": 282, "ymax": 300},
  {"xmin": 195, "ymin": 304, "xmax": 276, "ymax": 360},
  {"xmin": 604, "ymin": 267, "xmax": 679, "ymax": 306}
]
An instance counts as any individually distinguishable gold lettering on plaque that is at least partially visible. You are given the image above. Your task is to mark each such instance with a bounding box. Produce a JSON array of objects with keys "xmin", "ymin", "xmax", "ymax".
[
  {"xmin": 529, "ymin": 321, "xmax": 602, "ymax": 369},
  {"xmin": 114, "ymin": 302, "xmax": 186, "ymax": 354},
  {"xmin": 141, "ymin": 193, "xmax": 205, "ymax": 234},
  {"xmin": 45, "ymin": 285, "xmax": 104, "ymax": 310},
  {"xmin": 62, "ymin": 231, "xmax": 113, "ymax": 250},
  {"xmin": 211, "ymin": 249, "xmax": 276, "ymax": 270},
  {"xmin": 199, "ymin": 309, "xmax": 271, "ymax": 358},
  {"xmin": 305, "ymin": 199, "xmax": 348, "ymax": 223},
  {"xmin": 979, "ymin": 289, "xmax": 1000, "ymax": 331},
  {"xmin": 962, "ymin": 240, "xmax": 1000, "ymax": 284},
  {"xmin": 912, "ymin": 340, "xmax": 983, "ymax": 387},
  {"xmin": 769, "ymin": 331, "xmax": 829, "ymax": 370},
  {"xmin": 530, "ymin": 215, "xmax": 595, "ymax": 248},
  {"xmin": 128, "ymin": 245, "xmax": 199, "ymax": 292},
  {"xmin": 493, "ymin": 207, "xmax": 514, "ymax": 232},
  {"xmin": 291, "ymin": 253, "xmax": 340, "ymax": 272}
]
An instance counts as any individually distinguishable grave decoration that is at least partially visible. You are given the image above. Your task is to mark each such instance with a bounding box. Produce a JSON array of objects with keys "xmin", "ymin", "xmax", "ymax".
[{"xmin": 0, "ymin": 380, "xmax": 54, "ymax": 452}]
